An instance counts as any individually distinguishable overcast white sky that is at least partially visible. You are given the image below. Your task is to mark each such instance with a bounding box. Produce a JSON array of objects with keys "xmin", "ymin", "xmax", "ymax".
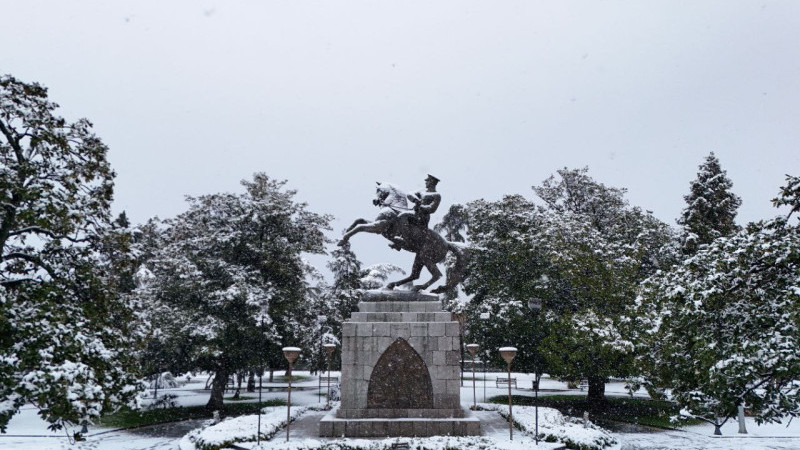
[{"xmin": 3, "ymin": 1, "xmax": 799, "ymax": 277}]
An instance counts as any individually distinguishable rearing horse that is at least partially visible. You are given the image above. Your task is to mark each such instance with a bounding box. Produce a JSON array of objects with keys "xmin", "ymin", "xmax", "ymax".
[{"xmin": 338, "ymin": 182, "xmax": 466, "ymax": 293}]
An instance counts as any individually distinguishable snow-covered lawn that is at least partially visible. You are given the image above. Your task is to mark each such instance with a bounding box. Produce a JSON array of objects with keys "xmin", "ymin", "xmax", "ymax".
[
  {"xmin": 0, "ymin": 372, "xmax": 326, "ymax": 450},
  {"xmin": 477, "ymin": 402, "xmax": 616, "ymax": 449},
  {"xmin": 3, "ymin": 372, "xmax": 800, "ymax": 449},
  {"xmin": 614, "ymin": 419, "xmax": 800, "ymax": 450}
]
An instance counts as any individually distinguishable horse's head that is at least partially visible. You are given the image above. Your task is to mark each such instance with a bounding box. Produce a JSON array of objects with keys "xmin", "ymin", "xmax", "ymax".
[
  {"xmin": 374, "ymin": 182, "xmax": 408, "ymax": 209},
  {"xmin": 374, "ymin": 182, "xmax": 390, "ymax": 206}
]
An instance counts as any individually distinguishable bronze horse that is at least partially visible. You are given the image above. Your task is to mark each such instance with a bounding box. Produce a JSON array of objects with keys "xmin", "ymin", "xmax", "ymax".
[{"xmin": 338, "ymin": 182, "xmax": 465, "ymax": 293}]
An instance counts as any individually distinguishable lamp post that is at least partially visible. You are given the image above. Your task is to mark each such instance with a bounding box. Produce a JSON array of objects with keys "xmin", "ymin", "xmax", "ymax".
[
  {"xmin": 479, "ymin": 312, "xmax": 490, "ymax": 402},
  {"xmin": 282, "ymin": 346, "xmax": 301, "ymax": 442},
  {"xmin": 317, "ymin": 315, "xmax": 327, "ymax": 403},
  {"xmin": 466, "ymin": 344, "xmax": 479, "ymax": 409},
  {"xmin": 256, "ymin": 366, "xmax": 263, "ymax": 445},
  {"xmin": 323, "ymin": 343, "xmax": 336, "ymax": 408},
  {"xmin": 528, "ymin": 298, "xmax": 543, "ymax": 445},
  {"xmin": 499, "ymin": 347, "xmax": 517, "ymax": 441}
]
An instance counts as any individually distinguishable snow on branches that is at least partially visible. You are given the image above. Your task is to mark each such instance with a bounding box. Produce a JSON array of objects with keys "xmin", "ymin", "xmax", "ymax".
[
  {"xmin": 677, "ymin": 152, "xmax": 742, "ymax": 255},
  {"xmin": 637, "ymin": 175, "xmax": 800, "ymax": 427},
  {"xmin": 133, "ymin": 174, "xmax": 331, "ymax": 410},
  {"xmin": 463, "ymin": 168, "xmax": 676, "ymax": 403},
  {"xmin": 0, "ymin": 75, "xmax": 141, "ymax": 431}
]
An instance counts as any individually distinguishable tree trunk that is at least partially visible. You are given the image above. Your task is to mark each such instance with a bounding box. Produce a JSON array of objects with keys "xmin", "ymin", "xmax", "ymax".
[
  {"xmin": 153, "ymin": 373, "xmax": 159, "ymax": 400},
  {"xmin": 587, "ymin": 376, "xmax": 606, "ymax": 409},
  {"xmin": 206, "ymin": 371, "xmax": 228, "ymax": 411},
  {"xmin": 737, "ymin": 405, "xmax": 747, "ymax": 434},
  {"xmin": 269, "ymin": 369, "xmax": 274, "ymax": 382},
  {"xmin": 232, "ymin": 373, "xmax": 243, "ymax": 399},
  {"xmin": 247, "ymin": 371, "xmax": 255, "ymax": 392}
]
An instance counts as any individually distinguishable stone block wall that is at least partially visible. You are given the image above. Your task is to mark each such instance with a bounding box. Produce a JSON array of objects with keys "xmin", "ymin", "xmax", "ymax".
[{"xmin": 336, "ymin": 292, "xmax": 463, "ymax": 420}]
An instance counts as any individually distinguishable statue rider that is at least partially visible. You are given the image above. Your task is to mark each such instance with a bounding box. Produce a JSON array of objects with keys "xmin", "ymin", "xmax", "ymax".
[{"xmin": 401, "ymin": 174, "xmax": 441, "ymax": 230}]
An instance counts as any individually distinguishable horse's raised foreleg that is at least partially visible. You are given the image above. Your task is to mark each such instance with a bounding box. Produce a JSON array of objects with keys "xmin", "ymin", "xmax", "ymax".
[
  {"xmin": 386, "ymin": 258, "xmax": 423, "ymax": 290},
  {"xmin": 338, "ymin": 220, "xmax": 389, "ymax": 246},
  {"xmin": 345, "ymin": 218, "xmax": 368, "ymax": 233}
]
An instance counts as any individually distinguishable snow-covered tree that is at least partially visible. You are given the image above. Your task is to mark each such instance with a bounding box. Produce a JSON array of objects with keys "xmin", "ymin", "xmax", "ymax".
[
  {"xmin": 636, "ymin": 175, "xmax": 800, "ymax": 433},
  {"xmin": 359, "ymin": 263, "xmax": 405, "ymax": 290},
  {"xmin": 327, "ymin": 242, "xmax": 363, "ymax": 325},
  {"xmin": 0, "ymin": 75, "xmax": 142, "ymax": 431},
  {"xmin": 434, "ymin": 204, "xmax": 467, "ymax": 243},
  {"xmin": 678, "ymin": 152, "xmax": 742, "ymax": 254},
  {"xmin": 135, "ymin": 174, "xmax": 330, "ymax": 410},
  {"xmin": 465, "ymin": 168, "xmax": 677, "ymax": 406}
]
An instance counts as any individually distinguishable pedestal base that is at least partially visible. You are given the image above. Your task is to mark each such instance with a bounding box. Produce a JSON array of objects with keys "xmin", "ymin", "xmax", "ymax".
[
  {"xmin": 319, "ymin": 408, "xmax": 481, "ymax": 437},
  {"xmin": 324, "ymin": 289, "xmax": 480, "ymax": 437}
]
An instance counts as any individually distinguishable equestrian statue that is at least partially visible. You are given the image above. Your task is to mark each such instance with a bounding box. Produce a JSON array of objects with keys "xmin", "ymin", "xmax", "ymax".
[{"xmin": 338, "ymin": 174, "xmax": 466, "ymax": 293}]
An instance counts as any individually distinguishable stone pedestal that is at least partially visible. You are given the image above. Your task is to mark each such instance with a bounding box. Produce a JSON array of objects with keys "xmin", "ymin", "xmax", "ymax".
[{"xmin": 319, "ymin": 290, "xmax": 480, "ymax": 437}]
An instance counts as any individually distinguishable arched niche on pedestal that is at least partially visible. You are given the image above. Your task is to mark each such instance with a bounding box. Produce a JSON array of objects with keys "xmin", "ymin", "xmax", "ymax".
[{"xmin": 367, "ymin": 337, "xmax": 433, "ymax": 409}]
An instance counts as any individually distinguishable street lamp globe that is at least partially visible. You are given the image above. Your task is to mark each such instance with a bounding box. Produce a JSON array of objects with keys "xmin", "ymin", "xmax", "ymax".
[
  {"xmin": 282, "ymin": 347, "xmax": 301, "ymax": 364},
  {"xmin": 499, "ymin": 346, "xmax": 517, "ymax": 364}
]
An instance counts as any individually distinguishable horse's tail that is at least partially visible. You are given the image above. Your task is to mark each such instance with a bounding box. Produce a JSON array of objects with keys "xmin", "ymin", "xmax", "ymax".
[{"xmin": 434, "ymin": 242, "xmax": 469, "ymax": 294}]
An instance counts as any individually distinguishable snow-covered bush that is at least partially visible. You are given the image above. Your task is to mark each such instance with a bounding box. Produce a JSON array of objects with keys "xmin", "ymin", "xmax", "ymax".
[
  {"xmin": 148, "ymin": 394, "xmax": 178, "ymax": 410},
  {"xmin": 183, "ymin": 405, "xmax": 308, "ymax": 450},
  {"xmin": 148, "ymin": 371, "xmax": 182, "ymax": 389},
  {"xmin": 477, "ymin": 403, "xmax": 616, "ymax": 450}
]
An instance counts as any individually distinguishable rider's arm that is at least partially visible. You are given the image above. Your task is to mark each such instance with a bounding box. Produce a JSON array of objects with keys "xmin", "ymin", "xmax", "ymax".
[{"xmin": 418, "ymin": 193, "xmax": 441, "ymax": 214}]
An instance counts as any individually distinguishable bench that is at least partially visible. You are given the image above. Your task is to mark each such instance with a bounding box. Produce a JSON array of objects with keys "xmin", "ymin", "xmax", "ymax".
[
  {"xmin": 578, "ymin": 380, "xmax": 589, "ymax": 391},
  {"xmin": 496, "ymin": 377, "xmax": 517, "ymax": 388},
  {"xmin": 320, "ymin": 376, "xmax": 339, "ymax": 383}
]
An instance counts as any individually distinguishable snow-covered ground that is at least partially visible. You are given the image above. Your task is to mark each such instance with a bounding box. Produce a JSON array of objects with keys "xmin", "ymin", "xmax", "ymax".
[
  {"xmin": 3, "ymin": 372, "xmax": 800, "ymax": 449},
  {"xmin": 0, "ymin": 372, "xmax": 328, "ymax": 450}
]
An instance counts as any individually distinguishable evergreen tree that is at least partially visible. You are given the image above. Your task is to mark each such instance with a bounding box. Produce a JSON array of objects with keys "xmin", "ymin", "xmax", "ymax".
[
  {"xmin": 0, "ymin": 75, "xmax": 141, "ymax": 431},
  {"xmin": 434, "ymin": 204, "xmax": 467, "ymax": 242},
  {"xmin": 636, "ymin": 175, "xmax": 800, "ymax": 432},
  {"xmin": 465, "ymin": 168, "xmax": 677, "ymax": 407},
  {"xmin": 359, "ymin": 263, "xmax": 405, "ymax": 289},
  {"xmin": 678, "ymin": 152, "xmax": 742, "ymax": 254},
  {"xmin": 135, "ymin": 174, "xmax": 331, "ymax": 410},
  {"xmin": 328, "ymin": 242, "xmax": 363, "ymax": 323},
  {"xmin": 433, "ymin": 204, "xmax": 468, "ymax": 299}
]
